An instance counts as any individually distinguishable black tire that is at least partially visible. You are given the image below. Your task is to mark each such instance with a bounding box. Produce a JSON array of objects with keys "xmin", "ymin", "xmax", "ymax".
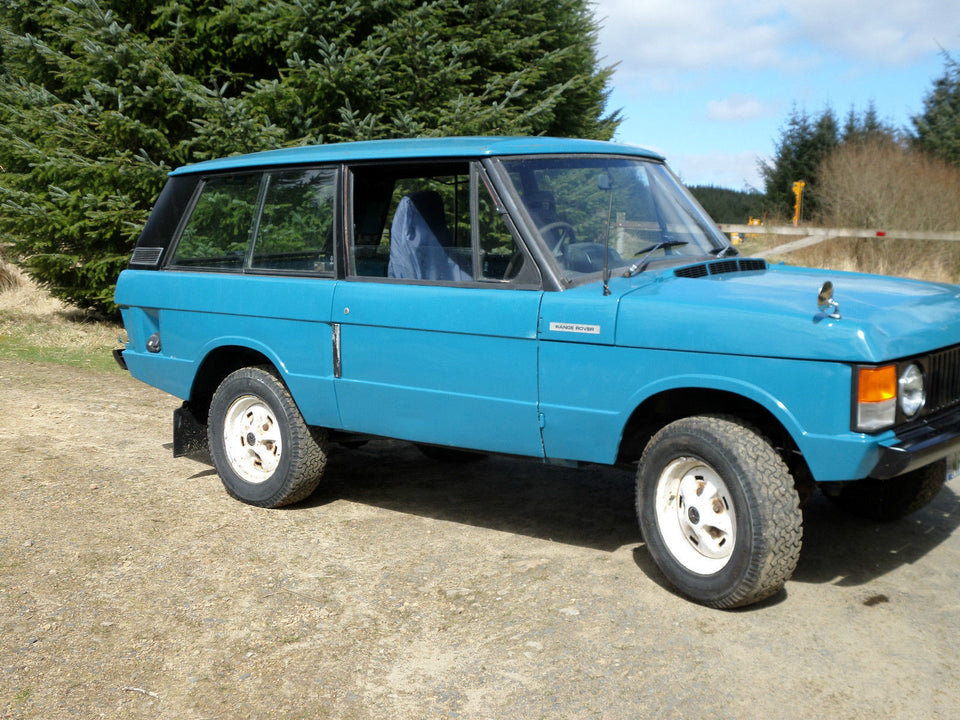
[
  {"xmin": 207, "ymin": 366, "xmax": 327, "ymax": 508},
  {"xmin": 827, "ymin": 460, "xmax": 946, "ymax": 521},
  {"xmin": 636, "ymin": 416, "xmax": 803, "ymax": 609}
]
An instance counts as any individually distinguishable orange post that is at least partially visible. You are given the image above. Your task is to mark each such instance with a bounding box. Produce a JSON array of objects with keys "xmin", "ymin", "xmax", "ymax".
[{"xmin": 792, "ymin": 181, "xmax": 805, "ymax": 227}]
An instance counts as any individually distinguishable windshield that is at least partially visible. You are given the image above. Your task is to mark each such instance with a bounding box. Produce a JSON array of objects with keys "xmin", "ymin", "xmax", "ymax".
[{"xmin": 498, "ymin": 156, "xmax": 728, "ymax": 282}]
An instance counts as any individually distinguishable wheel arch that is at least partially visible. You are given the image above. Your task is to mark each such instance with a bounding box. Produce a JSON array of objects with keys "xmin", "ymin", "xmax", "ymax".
[
  {"xmin": 617, "ymin": 384, "xmax": 815, "ymax": 500},
  {"xmin": 187, "ymin": 343, "xmax": 279, "ymax": 422}
]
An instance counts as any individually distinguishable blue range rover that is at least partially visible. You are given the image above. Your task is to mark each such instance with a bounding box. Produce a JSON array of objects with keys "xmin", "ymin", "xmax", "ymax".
[{"xmin": 114, "ymin": 136, "xmax": 960, "ymax": 608}]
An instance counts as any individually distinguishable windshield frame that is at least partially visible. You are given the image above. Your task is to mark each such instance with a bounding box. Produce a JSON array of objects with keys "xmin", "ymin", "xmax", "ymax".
[{"xmin": 486, "ymin": 154, "xmax": 731, "ymax": 288}]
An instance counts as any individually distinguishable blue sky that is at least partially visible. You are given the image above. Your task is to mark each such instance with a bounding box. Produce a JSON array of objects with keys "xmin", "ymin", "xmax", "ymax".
[{"xmin": 592, "ymin": 0, "xmax": 960, "ymax": 191}]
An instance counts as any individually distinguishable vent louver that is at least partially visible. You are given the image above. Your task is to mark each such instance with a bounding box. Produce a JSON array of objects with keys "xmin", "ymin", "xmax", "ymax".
[
  {"xmin": 130, "ymin": 247, "xmax": 164, "ymax": 266},
  {"xmin": 674, "ymin": 258, "xmax": 767, "ymax": 279}
]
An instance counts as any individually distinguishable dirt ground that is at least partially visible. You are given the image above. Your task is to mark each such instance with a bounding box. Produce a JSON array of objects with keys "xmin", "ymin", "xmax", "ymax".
[{"xmin": 3, "ymin": 358, "xmax": 960, "ymax": 720}]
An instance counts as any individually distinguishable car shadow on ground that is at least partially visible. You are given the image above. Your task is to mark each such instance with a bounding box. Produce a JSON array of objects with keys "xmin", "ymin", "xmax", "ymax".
[
  {"xmin": 181, "ymin": 437, "xmax": 960, "ymax": 591},
  {"xmin": 791, "ymin": 485, "xmax": 960, "ymax": 587},
  {"xmin": 310, "ymin": 439, "xmax": 641, "ymax": 553}
]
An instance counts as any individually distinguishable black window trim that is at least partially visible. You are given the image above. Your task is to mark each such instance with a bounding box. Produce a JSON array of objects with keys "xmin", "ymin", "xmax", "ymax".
[{"xmin": 164, "ymin": 164, "xmax": 341, "ymax": 280}]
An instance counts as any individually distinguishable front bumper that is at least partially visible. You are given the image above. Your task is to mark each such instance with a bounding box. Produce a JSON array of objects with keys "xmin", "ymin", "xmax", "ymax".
[{"xmin": 870, "ymin": 411, "xmax": 960, "ymax": 479}]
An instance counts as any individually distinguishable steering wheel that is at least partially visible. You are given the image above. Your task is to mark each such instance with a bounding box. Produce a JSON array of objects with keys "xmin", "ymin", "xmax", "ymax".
[
  {"xmin": 538, "ymin": 221, "xmax": 577, "ymax": 255},
  {"xmin": 504, "ymin": 251, "xmax": 524, "ymax": 280}
]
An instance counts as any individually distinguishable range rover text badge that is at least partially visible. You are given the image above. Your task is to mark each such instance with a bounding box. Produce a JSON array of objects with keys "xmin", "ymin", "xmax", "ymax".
[{"xmin": 549, "ymin": 322, "xmax": 601, "ymax": 335}]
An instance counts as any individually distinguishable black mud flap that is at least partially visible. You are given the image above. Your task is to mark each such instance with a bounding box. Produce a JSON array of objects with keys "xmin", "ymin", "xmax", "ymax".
[
  {"xmin": 173, "ymin": 402, "xmax": 208, "ymax": 458},
  {"xmin": 112, "ymin": 347, "xmax": 128, "ymax": 371}
]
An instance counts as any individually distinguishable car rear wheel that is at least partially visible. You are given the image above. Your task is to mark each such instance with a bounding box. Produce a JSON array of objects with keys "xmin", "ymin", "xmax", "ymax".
[
  {"xmin": 208, "ymin": 366, "xmax": 327, "ymax": 507},
  {"xmin": 636, "ymin": 416, "xmax": 803, "ymax": 609}
]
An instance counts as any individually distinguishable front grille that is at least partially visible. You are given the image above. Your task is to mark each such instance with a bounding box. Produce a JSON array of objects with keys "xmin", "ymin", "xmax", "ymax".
[{"xmin": 926, "ymin": 345, "xmax": 960, "ymax": 414}]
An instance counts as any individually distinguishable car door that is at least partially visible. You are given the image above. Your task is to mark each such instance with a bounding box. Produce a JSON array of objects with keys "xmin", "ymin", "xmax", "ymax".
[{"xmin": 332, "ymin": 160, "xmax": 545, "ymax": 456}]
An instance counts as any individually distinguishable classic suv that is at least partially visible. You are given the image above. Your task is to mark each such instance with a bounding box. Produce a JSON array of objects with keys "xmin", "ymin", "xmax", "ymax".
[{"xmin": 114, "ymin": 136, "xmax": 960, "ymax": 608}]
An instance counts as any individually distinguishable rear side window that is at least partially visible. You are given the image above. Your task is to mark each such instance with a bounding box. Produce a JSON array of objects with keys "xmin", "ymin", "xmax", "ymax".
[
  {"xmin": 253, "ymin": 168, "xmax": 336, "ymax": 273},
  {"xmin": 171, "ymin": 174, "xmax": 261, "ymax": 269},
  {"xmin": 169, "ymin": 167, "xmax": 337, "ymax": 275}
]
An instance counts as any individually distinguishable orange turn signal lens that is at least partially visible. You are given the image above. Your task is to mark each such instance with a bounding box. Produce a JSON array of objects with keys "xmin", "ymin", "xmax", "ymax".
[{"xmin": 858, "ymin": 365, "xmax": 897, "ymax": 403}]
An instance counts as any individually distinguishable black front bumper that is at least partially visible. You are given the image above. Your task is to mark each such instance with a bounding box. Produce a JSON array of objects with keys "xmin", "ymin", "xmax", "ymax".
[{"xmin": 870, "ymin": 411, "xmax": 960, "ymax": 479}]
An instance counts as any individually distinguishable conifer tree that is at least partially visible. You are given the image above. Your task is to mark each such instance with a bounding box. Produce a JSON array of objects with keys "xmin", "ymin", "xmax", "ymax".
[
  {"xmin": 842, "ymin": 101, "xmax": 895, "ymax": 144},
  {"xmin": 913, "ymin": 52, "xmax": 960, "ymax": 167},
  {"xmin": 760, "ymin": 107, "xmax": 840, "ymax": 219},
  {"xmin": 0, "ymin": 0, "xmax": 618, "ymax": 312}
]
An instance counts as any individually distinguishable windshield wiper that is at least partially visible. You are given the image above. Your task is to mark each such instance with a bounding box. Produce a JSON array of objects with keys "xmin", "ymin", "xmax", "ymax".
[
  {"xmin": 623, "ymin": 239, "xmax": 689, "ymax": 278},
  {"xmin": 710, "ymin": 243, "xmax": 738, "ymax": 258}
]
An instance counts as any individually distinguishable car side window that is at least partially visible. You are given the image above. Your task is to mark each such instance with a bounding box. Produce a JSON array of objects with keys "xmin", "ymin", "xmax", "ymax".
[
  {"xmin": 171, "ymin": 173, "xmax": 261, "ymax": 269},
  {"xmin": 475, "ymin": 172, "xmax": 528, "ymax": 282},
  {"xmin": 252, "ymin": 168, "xmax": 337, "ymax": 274},
  {"xmin": 169, "ymin": 168, "xmax": 337, "ymax": 275},
  {"xmin": 349, "ymin": 162, "xmax": 536, "ymax": 287}
]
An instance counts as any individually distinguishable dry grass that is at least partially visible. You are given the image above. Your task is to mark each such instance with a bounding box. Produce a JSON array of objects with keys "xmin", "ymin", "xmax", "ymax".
[
  {"xmin": 818, "ymin": 140, "xmax": 960, "ymax": 231},
  {"xmin": 0, "ymin": 261, "xmax": 121, "ymax": 371},
  {"xmin": 0, "ymin": 262, "xmax": 61, "ymax": 316},
  {"xmin": 0, "ymin": 257, "xmax": 23, "ymax": 292},
  {"xmin": 752, "ymin": 139, "xmax": 960, "ymax": 284},
  {"xmin": 787, "ymin": 237, "xmax": 960, "ymax": 285},
  {"xmin": 738, "ymin": 234, "xmax": 960, "ymax": 285}
]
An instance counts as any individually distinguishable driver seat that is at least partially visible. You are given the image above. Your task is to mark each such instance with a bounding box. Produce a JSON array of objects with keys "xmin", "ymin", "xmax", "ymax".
[{"xmin": 387, "ymin": 191, "xmax": 471, "ymax": 281}]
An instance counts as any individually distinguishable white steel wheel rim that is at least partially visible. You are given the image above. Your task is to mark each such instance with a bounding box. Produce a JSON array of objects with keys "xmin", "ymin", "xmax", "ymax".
[
  {"xmin": 222, "ymin": 395, "xmax": 283, "ymax": 484},
  {"xmin": 654, "ymin": 457, "xmax": 737, "ymax": 575}
]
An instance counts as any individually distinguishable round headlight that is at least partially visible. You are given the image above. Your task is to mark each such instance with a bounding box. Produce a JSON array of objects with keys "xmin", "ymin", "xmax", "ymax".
[{"xmin": 899, "ymin": 363, "xmax": 925, "ymax": 418}]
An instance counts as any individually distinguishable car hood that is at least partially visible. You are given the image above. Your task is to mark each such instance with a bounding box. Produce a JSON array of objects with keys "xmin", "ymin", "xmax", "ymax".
[{"xmin": 613, "ymin": 261, "xmax": 960, "ymax": 362}]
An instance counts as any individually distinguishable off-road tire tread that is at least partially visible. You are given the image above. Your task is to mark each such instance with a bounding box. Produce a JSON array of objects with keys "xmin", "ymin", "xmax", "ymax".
[
  {"xmin": 208, "ymin": 365, "xmax": 328, "ymax": 508},
  {"xmin": 637, "ymin": 415, "xmax": 803, "ymax": 609}
]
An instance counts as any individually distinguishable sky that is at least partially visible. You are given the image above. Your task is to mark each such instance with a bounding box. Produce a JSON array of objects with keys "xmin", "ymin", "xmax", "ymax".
[{"xmin": 592, "ymin": 0, "xmax": 960, "ymax": 191}]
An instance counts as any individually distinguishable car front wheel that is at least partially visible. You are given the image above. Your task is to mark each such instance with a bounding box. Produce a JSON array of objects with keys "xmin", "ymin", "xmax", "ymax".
[
  {"xmin": 636, "ymin": 416, "xmax": 803, "ymax": 608},
  {"xmin": 208, "ymin": 366, "xmax": 328, "ymax": 508}
]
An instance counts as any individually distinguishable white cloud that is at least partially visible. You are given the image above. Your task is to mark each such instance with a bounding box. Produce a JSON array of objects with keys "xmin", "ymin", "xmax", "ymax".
[
  {"xmin": 593, "ymin": 0, "xmax": 960, "ymax": 188},
  {"xmin": 594, "ymin": 0, "xmax": 786, "ymax": 77},
  {"xmin": 668, "ymin": 150, "xmax": 768, "ymax": 192},
  {"xmin": 592, "ymin": 0, "xmax": 960, "ymax": 78},
  {"xmin": 789, "ymin": 0, "xmax": 960, "ymax": 66},
  {"xmin": 706, "ymin": 95, "xmax": 767, "ymax": 122}
]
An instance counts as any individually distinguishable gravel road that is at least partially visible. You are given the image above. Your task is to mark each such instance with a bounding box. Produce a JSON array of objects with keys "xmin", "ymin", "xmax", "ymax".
[{"xmin": 3, "ymin": 359, "xmax": 960, "ymax": 719}]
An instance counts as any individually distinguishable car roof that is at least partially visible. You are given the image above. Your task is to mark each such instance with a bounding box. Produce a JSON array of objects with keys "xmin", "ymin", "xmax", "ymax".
[{"xmin": 169, "ymin": 136, "xmax": 665, "ymax": 176}]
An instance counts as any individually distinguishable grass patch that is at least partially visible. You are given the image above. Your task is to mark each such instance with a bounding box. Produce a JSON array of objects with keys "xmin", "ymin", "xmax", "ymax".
[
  {"xmin": 737, "ymin": 233, "xmax": 960, "ymax": 285},
  {"xmin": 0, "ymin": 264, "xmax": 123, "ymax": 373},
  {"xmin": 0, "ymin": 321, "xmax": 120, "ymax": 372}
]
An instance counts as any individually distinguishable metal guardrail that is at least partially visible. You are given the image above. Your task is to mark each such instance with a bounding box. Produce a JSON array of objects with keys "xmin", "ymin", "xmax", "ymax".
[{"xmin": 717, "ymin": 224, "xmax": 960, "ymax": 259}]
